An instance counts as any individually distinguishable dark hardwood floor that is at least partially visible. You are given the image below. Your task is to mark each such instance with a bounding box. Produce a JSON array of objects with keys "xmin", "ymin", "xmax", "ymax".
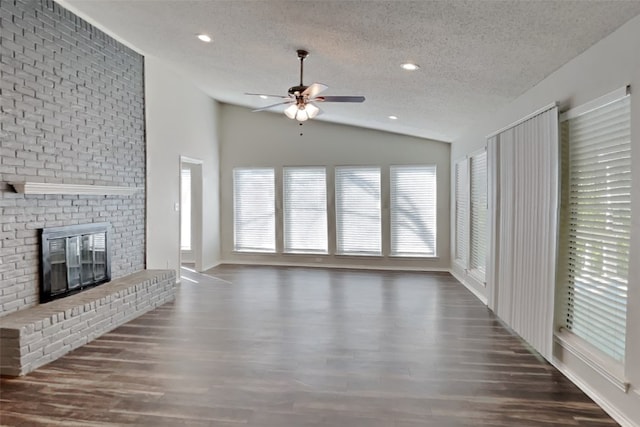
[{"xmin": 0, "ymin": 265, "xmax": 617, "ymax": 426}]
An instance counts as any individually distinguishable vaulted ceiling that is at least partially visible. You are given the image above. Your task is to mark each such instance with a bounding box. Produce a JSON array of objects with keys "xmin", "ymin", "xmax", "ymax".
[{"xmin": 60, "ymin": 0, "xmax": 640, "ymax": 142}]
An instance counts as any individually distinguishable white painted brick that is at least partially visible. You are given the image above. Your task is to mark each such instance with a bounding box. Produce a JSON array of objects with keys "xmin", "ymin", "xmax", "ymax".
[
  {"xmin": 0, "ymin": 0, "xmax": 145, "ymax": 314},
  {"xmin": 22, "ymin": 348, "xmax": 44, "ymax": 365},
  {"xmin": 0, "ymin": 270, "xmax": 175, "ymax": 375},
  {"xmin": 70, "ymin": 320, "xmax": 89, "ymax": 334},
  {"xmin": 27, "ymin": 337, "xmax": 49, "ymax": 353}
]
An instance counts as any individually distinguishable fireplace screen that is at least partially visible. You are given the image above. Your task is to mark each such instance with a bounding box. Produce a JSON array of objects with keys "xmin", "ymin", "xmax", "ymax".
[{"xmin": 40, "ymin": 223, "xmax": 111, "ymax": 302}]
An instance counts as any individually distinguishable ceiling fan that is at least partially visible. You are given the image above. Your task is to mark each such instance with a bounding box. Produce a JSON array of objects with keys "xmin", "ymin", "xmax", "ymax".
[{"xmin": 246, "ymin": 49, "xmax": 365, "ymax": 122}]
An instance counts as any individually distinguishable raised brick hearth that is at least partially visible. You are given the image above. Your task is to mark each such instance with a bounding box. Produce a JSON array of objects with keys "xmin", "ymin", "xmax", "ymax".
[{"xmin": 0, "ymin": 270, "xmax": 176, "ymax": 376}]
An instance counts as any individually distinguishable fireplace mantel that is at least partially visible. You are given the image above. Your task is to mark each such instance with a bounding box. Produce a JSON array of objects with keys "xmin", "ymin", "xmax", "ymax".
[{"xmin": 10, "ymin": 182, "xmax": 142, "ymax": 196}]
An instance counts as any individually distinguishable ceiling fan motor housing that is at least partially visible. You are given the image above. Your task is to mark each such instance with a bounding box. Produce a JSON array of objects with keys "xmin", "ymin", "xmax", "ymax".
[{"xmin": 288, "ymin": 85, "xmax": 308, "ymax": 96}]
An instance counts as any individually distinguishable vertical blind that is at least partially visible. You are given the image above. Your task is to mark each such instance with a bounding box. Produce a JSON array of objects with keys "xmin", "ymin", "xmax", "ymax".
[
  {"xmin": 491, "ymin": 105, "xmax": 559, "ymax": 361},
  {"xmin": 180, "ymin": 168, "xmax": 191, "ymax": 251},
  {"xmin": 335, "ymin": 167, "xmax": 381, "ymax": 255},
  {"xmin": 233, "ymin": 168, "xmax": 276, "ymax": 252},
  {"xmin": 469, "ymin": 151, "xmax": 487, "ymax": 281},
  {"xmin": 390, "ymin": 165, "xmax": 437, "ymax": 257},
  {"xmin": 283, "ymin": 167, "xmax": 328, "ymax": 254},
  {"xmin": 455, "ymin": 159, "xmax": 469, "ymax": 266},
  {"xmin": 559, "ymin": 92, "xmax": 631, "ymax": 362}
]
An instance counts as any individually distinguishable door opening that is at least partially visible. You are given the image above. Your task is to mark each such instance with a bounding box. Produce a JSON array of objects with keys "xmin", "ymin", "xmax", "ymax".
[{"xmin": 179, "ymin": 157, "xmax": 203, "ymax": 271}]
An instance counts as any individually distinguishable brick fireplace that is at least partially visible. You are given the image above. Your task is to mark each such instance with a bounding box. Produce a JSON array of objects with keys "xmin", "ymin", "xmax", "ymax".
[
  {"xmin": 0, "ymin": 0, "xmax": 179, "ymax": 376},
  {"xmin": 0, "ymin": 0, "xmax": 146, "ymax": 316}
]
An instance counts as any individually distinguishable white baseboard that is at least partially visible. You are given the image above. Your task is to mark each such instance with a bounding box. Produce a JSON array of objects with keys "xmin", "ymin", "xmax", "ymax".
[
  {"xmin": 449, "ymin": 269, "xmax": 488, "ymax": 305},
  {"xmin": 201, "ymin": 261, "xmax": 222, "ymax": 272},
  {"xmin": 218, "ymin": 259, "xmax": 450, "ymax": 273},
  {"xmin": 552, "ymin": 357, "xmax": 638, "ymax": 427}
]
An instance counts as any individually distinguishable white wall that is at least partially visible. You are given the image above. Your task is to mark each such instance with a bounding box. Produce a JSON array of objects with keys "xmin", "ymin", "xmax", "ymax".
[
  {"xmin": 451, "ymin": 15, "xmax": 640, "ymax": 427},
  {"xmin": 220, "ymin": 104, "xmax": 451, "ymax": 270},
  {"xmin": 145, "ymin": 56, "xmax": 221, "ymax": 276}
]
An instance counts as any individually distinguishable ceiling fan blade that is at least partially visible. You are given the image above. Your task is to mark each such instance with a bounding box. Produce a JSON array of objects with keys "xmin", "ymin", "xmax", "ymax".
[
  {"xmin": 245, "ymin": 92, "xmax": 290, "ymax": 99},
  {"xmin": 252, "ymin": 100, "xmax": 294, "ymax": 112},
  {"xmin": 302, "ymin": 83, "xmax": 328, "ymax": 98},
  {"xmin": 315, "ymin": 96, "xmax": 365, "ymax": 103}
]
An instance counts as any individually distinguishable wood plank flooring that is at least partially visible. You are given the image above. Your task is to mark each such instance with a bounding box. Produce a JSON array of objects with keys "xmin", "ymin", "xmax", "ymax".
[{"xmin": 0, "ymin": 265, "xmax": 617, "ymax": 426}]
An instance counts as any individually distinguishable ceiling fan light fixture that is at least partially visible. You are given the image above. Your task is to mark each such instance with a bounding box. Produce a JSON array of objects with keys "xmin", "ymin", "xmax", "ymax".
[
  {"xmin": 305, "ymin": 103, "xmax": 320, "ymax": 119},
  {"xmin": 284, "ymin": 103, "xmax": 299, "ymax": 119},
  {"xmin": 284, "ymin": 103, "xmax": 319, "ymax": 122}
]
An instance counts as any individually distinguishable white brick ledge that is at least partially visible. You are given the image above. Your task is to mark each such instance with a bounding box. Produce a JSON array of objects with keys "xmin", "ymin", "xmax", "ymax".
[
  {"xmin": 0, "ymin": 269, "xmax": 176, "ymax": 376},
  {"xmin": 10, "ymin": 182, "xmax": 142, "ymax": 196}
]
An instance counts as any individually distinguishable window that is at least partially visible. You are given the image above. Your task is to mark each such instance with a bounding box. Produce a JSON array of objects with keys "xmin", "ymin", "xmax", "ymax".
[
  {"xmin": 335, "ymin": 167, "xmax": 381, "ymax": 255},
  {"xmin": 454, "ymin": 159, "xmax": 469, "ymax": 266},
  {"xmin": 455, "ymin": 153, "xmax": 487, "ymax": 281},
  {"xmin": 233, "ymin": 168, "xmax": 276, "ymax": 252},
  {"xmin": 283, "ymin": 167, "xmax": 328, "ymax": 254},
  {"xmin": 469, "ymin": 151, "xmax": 487, "ymax": 281},
  {"xmin": 390, "ymin": 165, "xmax": 437, "ymax": 257},
  {"xmin": 559, "ymin": 90, "xmax": 631, "ymax": 362},
  {"xmin": 180, "ymin": 168, "xmax": 191, "ymax": 251}
]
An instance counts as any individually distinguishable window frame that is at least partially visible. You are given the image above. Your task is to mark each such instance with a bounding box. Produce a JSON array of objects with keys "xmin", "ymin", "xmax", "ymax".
[
  {"xmin": 468, "ymin": 150, "xmax": 488, "ymax": 283},
  {"xmin": 556, "ymin": 86, "xmax": 631, "ymax": 370},
  {"xmin": 334, "ymin": 166, "xmax": 382, "ymax": 256},
  {"xmin": 282, "ymin": 166, "xmax": 329, "ymax": 255},
  {"xmin": 232, "ymin": 167, "xmax": 277, "ymax": 253},
  {"xmin": 454, "ymin": 158, "xmax": 469, "ymax": 268},
  {"xmin": 389, "ymin": 164, "xmax": 438, "ymax": 258}
]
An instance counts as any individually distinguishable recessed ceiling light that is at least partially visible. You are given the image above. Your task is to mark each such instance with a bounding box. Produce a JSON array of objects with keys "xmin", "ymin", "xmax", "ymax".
[
  {"xmin": 400, "ymin": 63, "xmax": 420, "ymax": 71},
  {"xmin": 197, "ymin": 34, "xmax": 212, "ymax": 43},
  {"xmin": 259, "ymin": 95, "xmax": 269, "ymax": 99},
  {"xmin": 388, "ymin": 115, "xmax": 398, "ymax": 120}
]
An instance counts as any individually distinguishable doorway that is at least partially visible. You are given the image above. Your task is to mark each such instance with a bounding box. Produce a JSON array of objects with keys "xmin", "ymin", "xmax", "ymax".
[{"xmin": 179, "ymin": 156, "xmax": 203, "ymax": 271}]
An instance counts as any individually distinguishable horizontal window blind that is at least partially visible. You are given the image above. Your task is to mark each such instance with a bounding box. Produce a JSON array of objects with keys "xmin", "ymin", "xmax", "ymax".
[
  {"xmin": 560, "ymin": 93, "xmax": 631, "ymax": 362},
  {"xmin": 469, "ymin": 151, "xmax": 487, "ymax": 281},
  {"xmin": 335, "ymin": 167, "xmax": 381, "ymax": 255},
  {"xmin": 455, "ymin": 159, "xmax": 469, "ymax": 266},
  {"xmin": 233, "ymin": 168, "xmax": 276, "ymax": 253},
  {"xmin": 390, "ymin": 165, "xmax": 437, "ymax": 257},
  {"xmin": 283, "ymin": 167, "xmax": 328, "ymax": 254}
]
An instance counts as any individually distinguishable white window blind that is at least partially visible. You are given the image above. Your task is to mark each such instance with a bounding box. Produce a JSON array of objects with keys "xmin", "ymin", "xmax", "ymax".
[
  {"xmin": 390, "ymin": 165, "xmax": 437, "ymax": 257},
  {"xmin": 233, "ymin": 168, "xmax": 276, "ymax": 253},
  {"xmin": 283, "ymin": 167, "xmax": 328, "ymax": 254},
  {"xmin": 455, "ymin": 159, "xmax": 469, "ymax": 267},
  {"xmin": 490, "ymin": 104, "xmax": 559, "ymax": 361},
  {"xmin": 335, "ymin": 167, "xmax": 381, "ymax": 255},
  {"xmin": 560, "ymin": 92, "xmax": 631, "ymax": 362},
  {"xmin": 180, "ymin": 168, "xmax": 191, "ymax": 251},
  {"xmin": 469, "ymin": 151, "xmax": 487, "ymax": 281}
]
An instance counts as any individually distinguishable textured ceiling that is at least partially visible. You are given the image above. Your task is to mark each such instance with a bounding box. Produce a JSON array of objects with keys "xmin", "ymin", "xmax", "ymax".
[{"xmin": 60, "ymin": 0, "xmax": 640, "ymax": 142}]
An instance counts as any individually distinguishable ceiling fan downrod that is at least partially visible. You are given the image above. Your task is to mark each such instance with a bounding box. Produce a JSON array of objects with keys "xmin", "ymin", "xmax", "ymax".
[
  {"xmin": 298, "ymin": 49, "xmax": 308, "ymax": 87},
  {"xmin": 288, "ymin": 49, "xmax": 309, "ymax": 97}
]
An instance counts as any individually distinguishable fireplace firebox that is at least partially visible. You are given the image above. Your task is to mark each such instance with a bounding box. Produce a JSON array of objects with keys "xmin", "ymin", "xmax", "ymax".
[{"xmin": 40, "ymin": 222, "xmax": 111, "ymax": 303}]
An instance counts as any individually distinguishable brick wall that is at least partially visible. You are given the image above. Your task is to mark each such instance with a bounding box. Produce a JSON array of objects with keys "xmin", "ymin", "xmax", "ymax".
[{"xmin": 0, "ymin": 0, "xmax": 146, "ymax": 316}]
